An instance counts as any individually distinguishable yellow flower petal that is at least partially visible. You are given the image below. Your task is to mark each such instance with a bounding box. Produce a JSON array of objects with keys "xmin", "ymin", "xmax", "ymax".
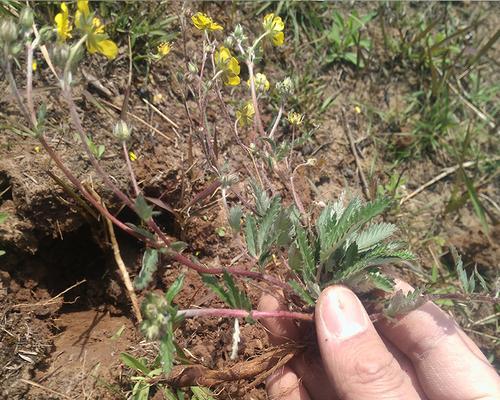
[
  {"xmin": 129, "ymin": 151, "xmax": 137, "ymax": 161},
  {"xmin": 225, "ymin": 75, "xmax": 240, "ymax": 86},
  {"xmin": 96, "ymin": 39, "xmax": 118, "ymax": 59},
  {"xmin": 77, "ymin": 0, "xmax": 90, "ymax": 17},
  {"xmin": 273, "ymin": 31, "xmax": 284, "ymax": 46},
  {"xmin": 92, "ymin": 17, "xmax": 105, "ymax": 34},
  {"xmin": 157, "ymin": 42, "xmax": 171, "ymax": 57},
  {"xmin": 55, "ymin": 2, "xmax": 72, "ymax": 41},
  {"xmin": 191, "ymin": 12, "xmax": 223, "ymax": 31},
  {"xmin": 32, "ymin": 61, "xmax": 37, "ymax": 71}
]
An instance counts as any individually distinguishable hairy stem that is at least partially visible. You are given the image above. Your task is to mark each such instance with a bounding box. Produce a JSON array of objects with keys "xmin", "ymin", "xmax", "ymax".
[{"xmin": 178, "ymin": 308, "xmax": 313, "ymax": 322}]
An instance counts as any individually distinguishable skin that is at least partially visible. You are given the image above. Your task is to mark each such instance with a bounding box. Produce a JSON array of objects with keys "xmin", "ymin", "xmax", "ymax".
[{"xmin": 258, "ymin": 281, "xmax": 500, "ymax": 400}]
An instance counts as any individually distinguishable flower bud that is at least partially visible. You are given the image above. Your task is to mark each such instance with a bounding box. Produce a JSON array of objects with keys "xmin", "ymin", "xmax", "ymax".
[
  {"xmin": 188, "ymin": 61, "xmax": 198, "ymax": 74},
  {"xmin": 142, "ymin": 320, "xmax": 160, "ymax": 340},
  {"xmin": 0, "ymin": 19, "xmax": 18, "ymax": 44},
  {"xmin": 113, "ymin": 120, "xmax": 132, "ymax": 141},
  {"xmin": 19, "ymin": 7, "xmax": 34, "ymax": 31},
  {"xmin": 51, "ymin": 43, "xmax": 70, "ymax": 67},
  {"xmin": 276, "ymin": 77, "xmax": 294, "ymax": 97},
  {"xmin": 223, "ymin": 35, "xmax": 234, "ymax": 48}
]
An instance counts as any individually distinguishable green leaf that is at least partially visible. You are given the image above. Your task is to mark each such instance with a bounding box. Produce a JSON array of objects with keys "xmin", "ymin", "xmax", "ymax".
[
  {"xmin": 120, "ymin": 352, "xmax": 151, "ymax": 375},
  {"xmin": 165, "ymin": 274, "xmax": 185, "ymax": 304},
  {"xmin": 250, "ymin": 182, "xmax": 270, "ymax": 216},
  {"xmin": 135, "ymin": 195, "xmax": 154, "ymax": 221},
  {"xmin": 355, "ymin": 223, "xmax": 397, "ymax": 251},
  {"xmin": 202, "ymin": 274, "xmax": 231, "ymax": 305},
  {"xmin": 125, "ymin": 223, "xmax": 156, "ymax": 240},
  {"xmin": 0, "ymin": 250, "xmax": 5, "ymax": 256},
  {"xmin": 244, "ymin": 215, "xmax": 258, "ymax": 257},
  {"xmin": 134, "ymin": 249, "xmax": 159, "ymax": 290},
  {"xmin": 367, "ymin": 270, "xmax": 395, "ymax": 292},
  {"xmin": 223, "ymin": 270, "xmax": 251, "ymax": 310},
  {"xmin": 191, "ymin": 386, "xmax": 215, "ymax": 400},
  {"xmin": 229, "ymin": 206, "xmax": 243, "ymax": 232},
  {"xmin": 461, "ymin": 168, "xmax": 489, "ymax": 233},
  {"xmin": 0, "ymin": 212, "xmax": 8, "ymax": 224},
  {"xmin": 384, "ymin": 288, "xmax": 425, "ymax": 318},
  {"xmin": 342, "ymin": 52, "xmax": 360, "ymax": 66},
  {"xmin": 257, "ymin": 197, "xmax": 281, "ymax": 256},
  {"xmin": 288, "ymin": 279, "xmax": 315, "ymax": 306},
  {"xmin": 295, "ymin": 224, "xmax": 316, "ymax": 284},
  {"xmin": 159, "ymin": 328, "xmax": 176, "ymax": 373},
  {"xmin": 169, "ymin": 241, "xmax": 188, "ymax": 253}
]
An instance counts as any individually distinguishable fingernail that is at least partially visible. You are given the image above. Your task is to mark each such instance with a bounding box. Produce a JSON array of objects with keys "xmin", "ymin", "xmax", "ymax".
[{"xmin": 318, "ymin": 286, "xmax": 369, "ymax": 340}]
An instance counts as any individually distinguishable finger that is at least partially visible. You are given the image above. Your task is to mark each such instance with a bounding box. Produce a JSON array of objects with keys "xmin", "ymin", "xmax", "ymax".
[
  {"xmin": 266, "ymin": 365, "xmax": 312, "ymax": 400},
  {"xmin": 316, "ymin": 285, "xmax": 421, "ymax": 400},
  {"xmin": 376, "ymin": 280, "xmax": 500, "ymax": 400},
  {"xmin": 258, "ymin": 293, "xmax": 301, "ymax": 344},
  {"xmin": 259, "ymin": 293, "xmax": 336, "ymax": 399}
]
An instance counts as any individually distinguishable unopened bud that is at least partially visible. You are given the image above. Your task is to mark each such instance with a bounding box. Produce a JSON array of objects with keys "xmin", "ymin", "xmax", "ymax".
[
  {"xmin": 188, "ymin": 61, "xmax": 198, "ymax": 74},
  {"xmin": 276, "ymin": 77, "xmax": 294, "ymax": 97},
  {"xmin": 51, "ymin": 43, "xmax": 70, "ymax": 67},
  {"xmin": 0, "ymin": 19, "xmax": 18, "ymax": 44},
  {"xmin": 19, "ymin": 7, "xmax": 34, "ymax": 31},
  {"xmin": 224, "ymin": 35, "xmax": 234, "ymax": 48},
  {"xmin": 113, "ymin": 120, "xmax": 131, "ymax": 141}
]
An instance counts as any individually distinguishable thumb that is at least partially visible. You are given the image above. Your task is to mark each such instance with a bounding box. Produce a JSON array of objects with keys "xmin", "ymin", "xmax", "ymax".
[{"xmin": 315, "ymin": 286, "xmax": 420, "ymax": 400}]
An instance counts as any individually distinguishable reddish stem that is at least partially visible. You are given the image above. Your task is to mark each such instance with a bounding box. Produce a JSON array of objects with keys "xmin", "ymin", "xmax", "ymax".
[{"xmin": 178, "ymin": 308, "xmax": 313, "ymax": 322}]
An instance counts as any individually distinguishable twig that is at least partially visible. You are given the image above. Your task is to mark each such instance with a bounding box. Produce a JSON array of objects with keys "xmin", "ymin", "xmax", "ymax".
[
  {"xmin": 13, "ymin": 280, "xmax": 86, "ymax": 308},
  {"xmin": 91, "ymin": 94, "xmax": 174, "ymax": 143},
  {"xmin": 342, "ymin": 111, "xmax": 370, "ymax": 200},
  {"xmin": 142, "ymin": 98, "xmax": 181, "ymax": 138},
  {"xmin": 399, "ymin": 159, "xmax": 499, "ymax": 205},
  {"xmin": 88, "ymin": 188, "xmax": 142, "ymax": 323},
  {"xmin": 19, "ymin": 379, "xmax": 72, "ymax": 400}
]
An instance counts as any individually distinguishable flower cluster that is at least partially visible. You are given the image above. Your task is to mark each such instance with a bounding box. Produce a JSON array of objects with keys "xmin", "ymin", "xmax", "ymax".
[
  {"xmin": 55, "ymin": 0, "xmax": 118, "ymax": 60},
  {"xmin": 215, "ymin": 46, "xmax": 240, "ymax": 86},
  {"xmin": 191, "ymin": 12, "xmax": 223, "ymax": 31},
  {"xmin": 263, "ymin": 13, "xmax": 285, "ymax": 46},
  {"xmin": 248, "ymin": 73, "xmax": 270, "ymax": 92},
  {"xmin": 236, "ymin": 102, "xmax": 255, "ymax": 127}
]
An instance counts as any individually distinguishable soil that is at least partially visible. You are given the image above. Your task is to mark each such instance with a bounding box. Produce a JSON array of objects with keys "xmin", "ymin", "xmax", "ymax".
[{"xmin": 1, "ymin": 2, "xmax": 499, "ymax": 399}]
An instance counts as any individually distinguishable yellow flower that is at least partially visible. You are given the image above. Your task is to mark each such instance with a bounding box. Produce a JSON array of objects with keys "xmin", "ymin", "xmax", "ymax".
[
  {"xmin": 32, "ymin": 61, "xmax": 37, "ymax": 71},
  {"xmin": 287, "ymin": 112, "xmax": 304, "ymax": 126},
  {"xmin": 215, "ymin": 46, "xmax": 240, "ymax": 86},
  {"xmin": 236, "ymin": 101, "xmax": 255, "ymax": 127},
  {"xmin": 354, "ymin": 105, "xmax": 362, "ymax": 114},
  {"xmin": 191, "ymin": 12, "xmax": 223, "ymax": 31},
  {"xmin": 247, "ymin": 73, "xmax": 270, "ymax": 92},
  {"xmin": 129, "ymin": 151, "xmax": 137, "ymax": 161},
  {"xmin": 75, "ymin": 1, "xmax": 118, "ymax": 60},
  {"xmin": 263, "ymin": 13, "xmax": 284, "ymax": 46},
  {"xmin": 34, "ymin": 146, "xmax": 40, "ymax": 153},
  {"xmin": 55, "ymin": 2, "xmax": 72, "ymax": 41},
  {"xmin": 157, "ymin": 42, "xmax": 171, "ymax": 58}
]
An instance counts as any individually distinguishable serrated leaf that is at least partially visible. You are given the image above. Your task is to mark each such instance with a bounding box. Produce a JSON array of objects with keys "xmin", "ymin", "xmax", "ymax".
[
  {"xmin": 135, "ymin": 195, "xmax": 154, "ymax": 221},
  {"xmin": 367, "ymin": 270, "xmax": 395, "ymax": 292},
  {"xmin": 125, "ymin": 223, "xmax": 156, "ymax": 240},
  {"xmin": 250, "ymin": 181, "xmax": 270, "ymax": 216},
  {"xmin": 202, "ymin": 274, "xmax": 231, "ymax": 306},
  {"xmin": 384, "ymin": 288, "xmax": 425, "ymax": 318},
  {"xmin": 288, "ymin": 279, "xmax": 315, "ymax": 306},
  {"xmin": 257, "ymin": 196, "xmax": 281, "ymax": 256},
  {"xmin": 355, "ymin": 223, "xmax": 397, "ymax": 251},
  {"xmin": 223, "ymin": 271, "xmax": 251, "ymax": 310},
  {"xmin": 134, "ymin": 249, "xmax": 159, "ymax": 290},
  {"xmin": 120, "ymin": 352, "xmax": 151, "ymax": 375},
  {"xmin": 191, "ymin": 386, "xmax": 215, "ymax": 400},
  {"xmin": 159, "ymin": 328, "xmax": 176, "ymax": 373},
  {"xmin": 244, "ymin": 215, "xmax": 258, "ymax": 257},
  {"xmin": 165, "ymin": 274, "xmax": 185, "ymax": 304},
  {"xmin": 229, "ymin": 206, "xmax": 243, "ymax": 232},
  {"xmin": 295, "ymin": 224, "xmax": 316, "ymax": 284},
  {"xmin": 452, "ymin": 247, "xmax": 469, "ymax": 293}
]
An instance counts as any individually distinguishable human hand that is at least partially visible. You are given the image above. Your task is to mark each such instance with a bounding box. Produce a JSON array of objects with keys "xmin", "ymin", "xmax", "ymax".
[{"xmin": 258, "ymin": 281, "xmax": 500, "ymax": 399}]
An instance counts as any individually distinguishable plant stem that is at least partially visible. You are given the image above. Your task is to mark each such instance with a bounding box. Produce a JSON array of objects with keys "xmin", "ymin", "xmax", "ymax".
[
  {"xmin": 267, "ymin": 102, "xmax": 284, "ymax": 139},
  {"xmin": 178, "ymin": 307, "xmax": 313, "ymax": 322},
  {"xmin": 25, "ymin": 42, "xmax": 37, "ymax": 127},
  {"xmin": 122, "ymin": 140, "xmax": 140, "ymax": 196}
]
